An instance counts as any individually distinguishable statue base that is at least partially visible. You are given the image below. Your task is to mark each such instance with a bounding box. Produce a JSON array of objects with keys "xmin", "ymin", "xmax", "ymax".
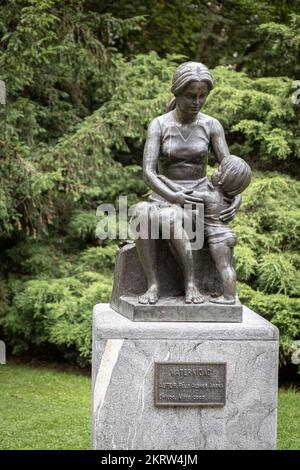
[
  {"xmin": 110, "ymin": 242, "xmax": 242, "ymax": 323},
  {"xmin": 117, "ymin": 295, "xmax": 242, "ymax": 322},
  {"xmin": 91, "ymin": 304, "xmax": 279, "ymax": 450}
]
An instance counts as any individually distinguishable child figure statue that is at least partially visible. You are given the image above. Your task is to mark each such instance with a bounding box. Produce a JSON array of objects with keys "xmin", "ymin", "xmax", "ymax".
[{"xmin": 160, "ymin": 155, "xmax": 252, "ymax": 305}]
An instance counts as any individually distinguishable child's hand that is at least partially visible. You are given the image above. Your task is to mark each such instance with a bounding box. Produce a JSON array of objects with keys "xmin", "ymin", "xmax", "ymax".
[{"xmin": 220, "ymin": 195, "xmax": 241, "ymax": 221}]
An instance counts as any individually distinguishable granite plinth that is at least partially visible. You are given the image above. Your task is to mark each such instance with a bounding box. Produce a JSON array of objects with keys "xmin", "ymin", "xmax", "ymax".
[{"xmin": 91, "ymin": 304, "xmax": 279, "ymax": 450}]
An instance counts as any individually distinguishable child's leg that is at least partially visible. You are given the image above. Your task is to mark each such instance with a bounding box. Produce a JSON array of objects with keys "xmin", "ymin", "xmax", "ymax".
[{"xmin": 209, "ymin": 239, "xmax": 236, "ymax": 304}]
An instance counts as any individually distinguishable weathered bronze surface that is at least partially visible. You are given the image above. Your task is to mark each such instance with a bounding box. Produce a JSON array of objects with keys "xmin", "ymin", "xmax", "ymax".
[
  {"xmin": 110, "ymin": 61, "xmax": 252, "ymax": 320},
  {"xmin": 154, "ymin": 362, "xmax": 226, "ymax": 406},
  {"xmin": 129, "ymin": 61, "xmax": 252, "ymax": 308}
]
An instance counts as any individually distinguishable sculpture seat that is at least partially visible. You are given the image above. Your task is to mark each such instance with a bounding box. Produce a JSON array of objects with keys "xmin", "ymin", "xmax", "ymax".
[{"xmin": 110, "ymin": 241, "xmax": 242, "ymax": 322}]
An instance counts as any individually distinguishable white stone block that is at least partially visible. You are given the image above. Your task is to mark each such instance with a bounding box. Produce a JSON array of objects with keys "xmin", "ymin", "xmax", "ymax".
[{"xmin": 91, "ymin": 304, "xmax": 279, "ymax": 450}]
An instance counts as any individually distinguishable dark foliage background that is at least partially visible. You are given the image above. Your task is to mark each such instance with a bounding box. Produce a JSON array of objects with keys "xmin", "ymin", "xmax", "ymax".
[{"xmin": 0, "ymin": 0, "xmax": 299, "ymax": 369}]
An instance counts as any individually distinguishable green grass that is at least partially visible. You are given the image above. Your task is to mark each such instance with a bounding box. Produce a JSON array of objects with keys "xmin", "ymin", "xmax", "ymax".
[
  {"xmin": 277, "ymin": 386, "xmax": 300, "ymax": 450},
  {"xmin": 0, "ymin": 360, "xmax": 299, "ymax": 450},
  {"xmin": 0, "ymin": 361, "xmax": 91, "ymax": 450}
]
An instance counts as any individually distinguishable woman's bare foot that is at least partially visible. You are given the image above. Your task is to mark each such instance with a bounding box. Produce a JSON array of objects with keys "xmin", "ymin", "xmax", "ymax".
[
  {"xmin": 138, "ymin": 284, "xmax": 159, "ymax": 304},
  {"xmin": 210, "ymin": 295, "xmax": 235, "ymax": 305},
  {"xmin": 185, "ymin": 284, "xmax": 204, "ymax": 304}
]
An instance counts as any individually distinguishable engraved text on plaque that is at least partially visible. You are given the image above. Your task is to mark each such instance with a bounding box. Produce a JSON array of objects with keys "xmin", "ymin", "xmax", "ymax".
[{"xmin": 154, "ymin": 362, "xmax": 226, "ymax": 406}]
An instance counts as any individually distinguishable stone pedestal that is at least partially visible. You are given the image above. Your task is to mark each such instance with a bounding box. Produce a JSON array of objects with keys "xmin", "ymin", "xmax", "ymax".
[{"xmin": 91, "ymin": 304, "xmax": 279, "ymax": 450}]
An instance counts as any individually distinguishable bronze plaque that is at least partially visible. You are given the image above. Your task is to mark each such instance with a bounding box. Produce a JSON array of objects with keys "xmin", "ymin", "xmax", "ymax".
[{"xmin": 154, "ymin": 362, "xmax": 226, "ymax": 407}]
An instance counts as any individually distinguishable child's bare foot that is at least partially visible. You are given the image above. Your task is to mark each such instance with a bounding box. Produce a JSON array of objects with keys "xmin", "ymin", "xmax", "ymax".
[
  {"xmin": 138, "ymin": 284, "xmax": 159, "ymax": 304},
  {"xmin": 210, "ymin": 295, "xmax": 235, "ymax": 305},
  {"xmin": 185, "ymin": 284, "xmax": 204, "ymax": 304}
]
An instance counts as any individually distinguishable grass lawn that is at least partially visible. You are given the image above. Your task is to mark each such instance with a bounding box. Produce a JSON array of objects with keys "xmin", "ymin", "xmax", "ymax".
[
  {"xmin": 0, "ymin": 360, "xmax": 91, "ymax": 450},
  {"xmin": 277, "ymin": 386, "xmax": 300, "ymax": 450},
  {"xmin": 0, "ymin": 360, "xmax": 299, "ymax": 450}
]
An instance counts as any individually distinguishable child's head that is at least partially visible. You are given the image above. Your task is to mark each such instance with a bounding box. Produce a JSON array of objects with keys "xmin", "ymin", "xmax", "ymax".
[{"xmin": 212, "ymin": 156, "xmax": 252, "ymax": 196}]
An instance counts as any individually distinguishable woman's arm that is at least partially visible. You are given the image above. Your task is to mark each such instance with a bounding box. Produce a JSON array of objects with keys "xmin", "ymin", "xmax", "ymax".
[
  {"xmin": 143, "ymin": 119, "xmax": 202, "ymax": 205},
  {"xmin": 210, "ymin": 118, "xmax": 241, "ymax": 221},
  {"xmin": 210, "ymin": 118, "xmax": 230, "ymax": 163}
]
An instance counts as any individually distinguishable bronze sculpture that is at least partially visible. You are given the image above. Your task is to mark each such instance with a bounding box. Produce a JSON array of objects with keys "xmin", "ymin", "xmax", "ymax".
[
  {"xmin": 94, "ymin": 64, "xmax": 278, "ymax": 452},
  {"xmin": 130, "ymin": 62, "xmax": 251, "ymax": 306}
]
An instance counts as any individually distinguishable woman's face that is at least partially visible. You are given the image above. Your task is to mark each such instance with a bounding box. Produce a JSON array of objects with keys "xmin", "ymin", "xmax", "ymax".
[{"xmin": 176, "ymin": 81, "xmax": 209, "ymax": 117}]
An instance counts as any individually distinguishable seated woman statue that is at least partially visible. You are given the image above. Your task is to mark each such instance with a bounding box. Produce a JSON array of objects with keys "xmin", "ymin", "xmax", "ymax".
[{"xmin": 131, "ymin": 62, "xmax": 242, "ymax": 305}]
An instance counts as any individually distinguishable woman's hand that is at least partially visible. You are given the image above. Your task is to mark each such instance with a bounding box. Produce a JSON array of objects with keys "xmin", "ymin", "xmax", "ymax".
[
  {"xmin": 158, "ymin": 175, "xmax": 203, "ymax": 206},
  {"xmin": 171, "ymin": 189, "xmax": 203, "ymax": 206},
  {"xmin": 220, "ymin": 195, "xmax": 241, "ymax": 222}
]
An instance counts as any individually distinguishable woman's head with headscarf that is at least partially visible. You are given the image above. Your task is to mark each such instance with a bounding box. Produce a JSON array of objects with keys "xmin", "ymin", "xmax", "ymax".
[{"xmin": 167, "ymin": 62, "xmax": 213, "ymax": 113}]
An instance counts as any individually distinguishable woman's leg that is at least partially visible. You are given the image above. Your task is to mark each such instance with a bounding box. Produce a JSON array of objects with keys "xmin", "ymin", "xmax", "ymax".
[
  {"xmin": 160, "ymin": 205, "xmax": 204, "ymax": 304},
  {"xmin": 130, "ymin": 202, "xmax": 159, "ymax": 304},
  {"xmin": 208, "ymin": 240, "xmax": 236, "ymax": 304}
]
